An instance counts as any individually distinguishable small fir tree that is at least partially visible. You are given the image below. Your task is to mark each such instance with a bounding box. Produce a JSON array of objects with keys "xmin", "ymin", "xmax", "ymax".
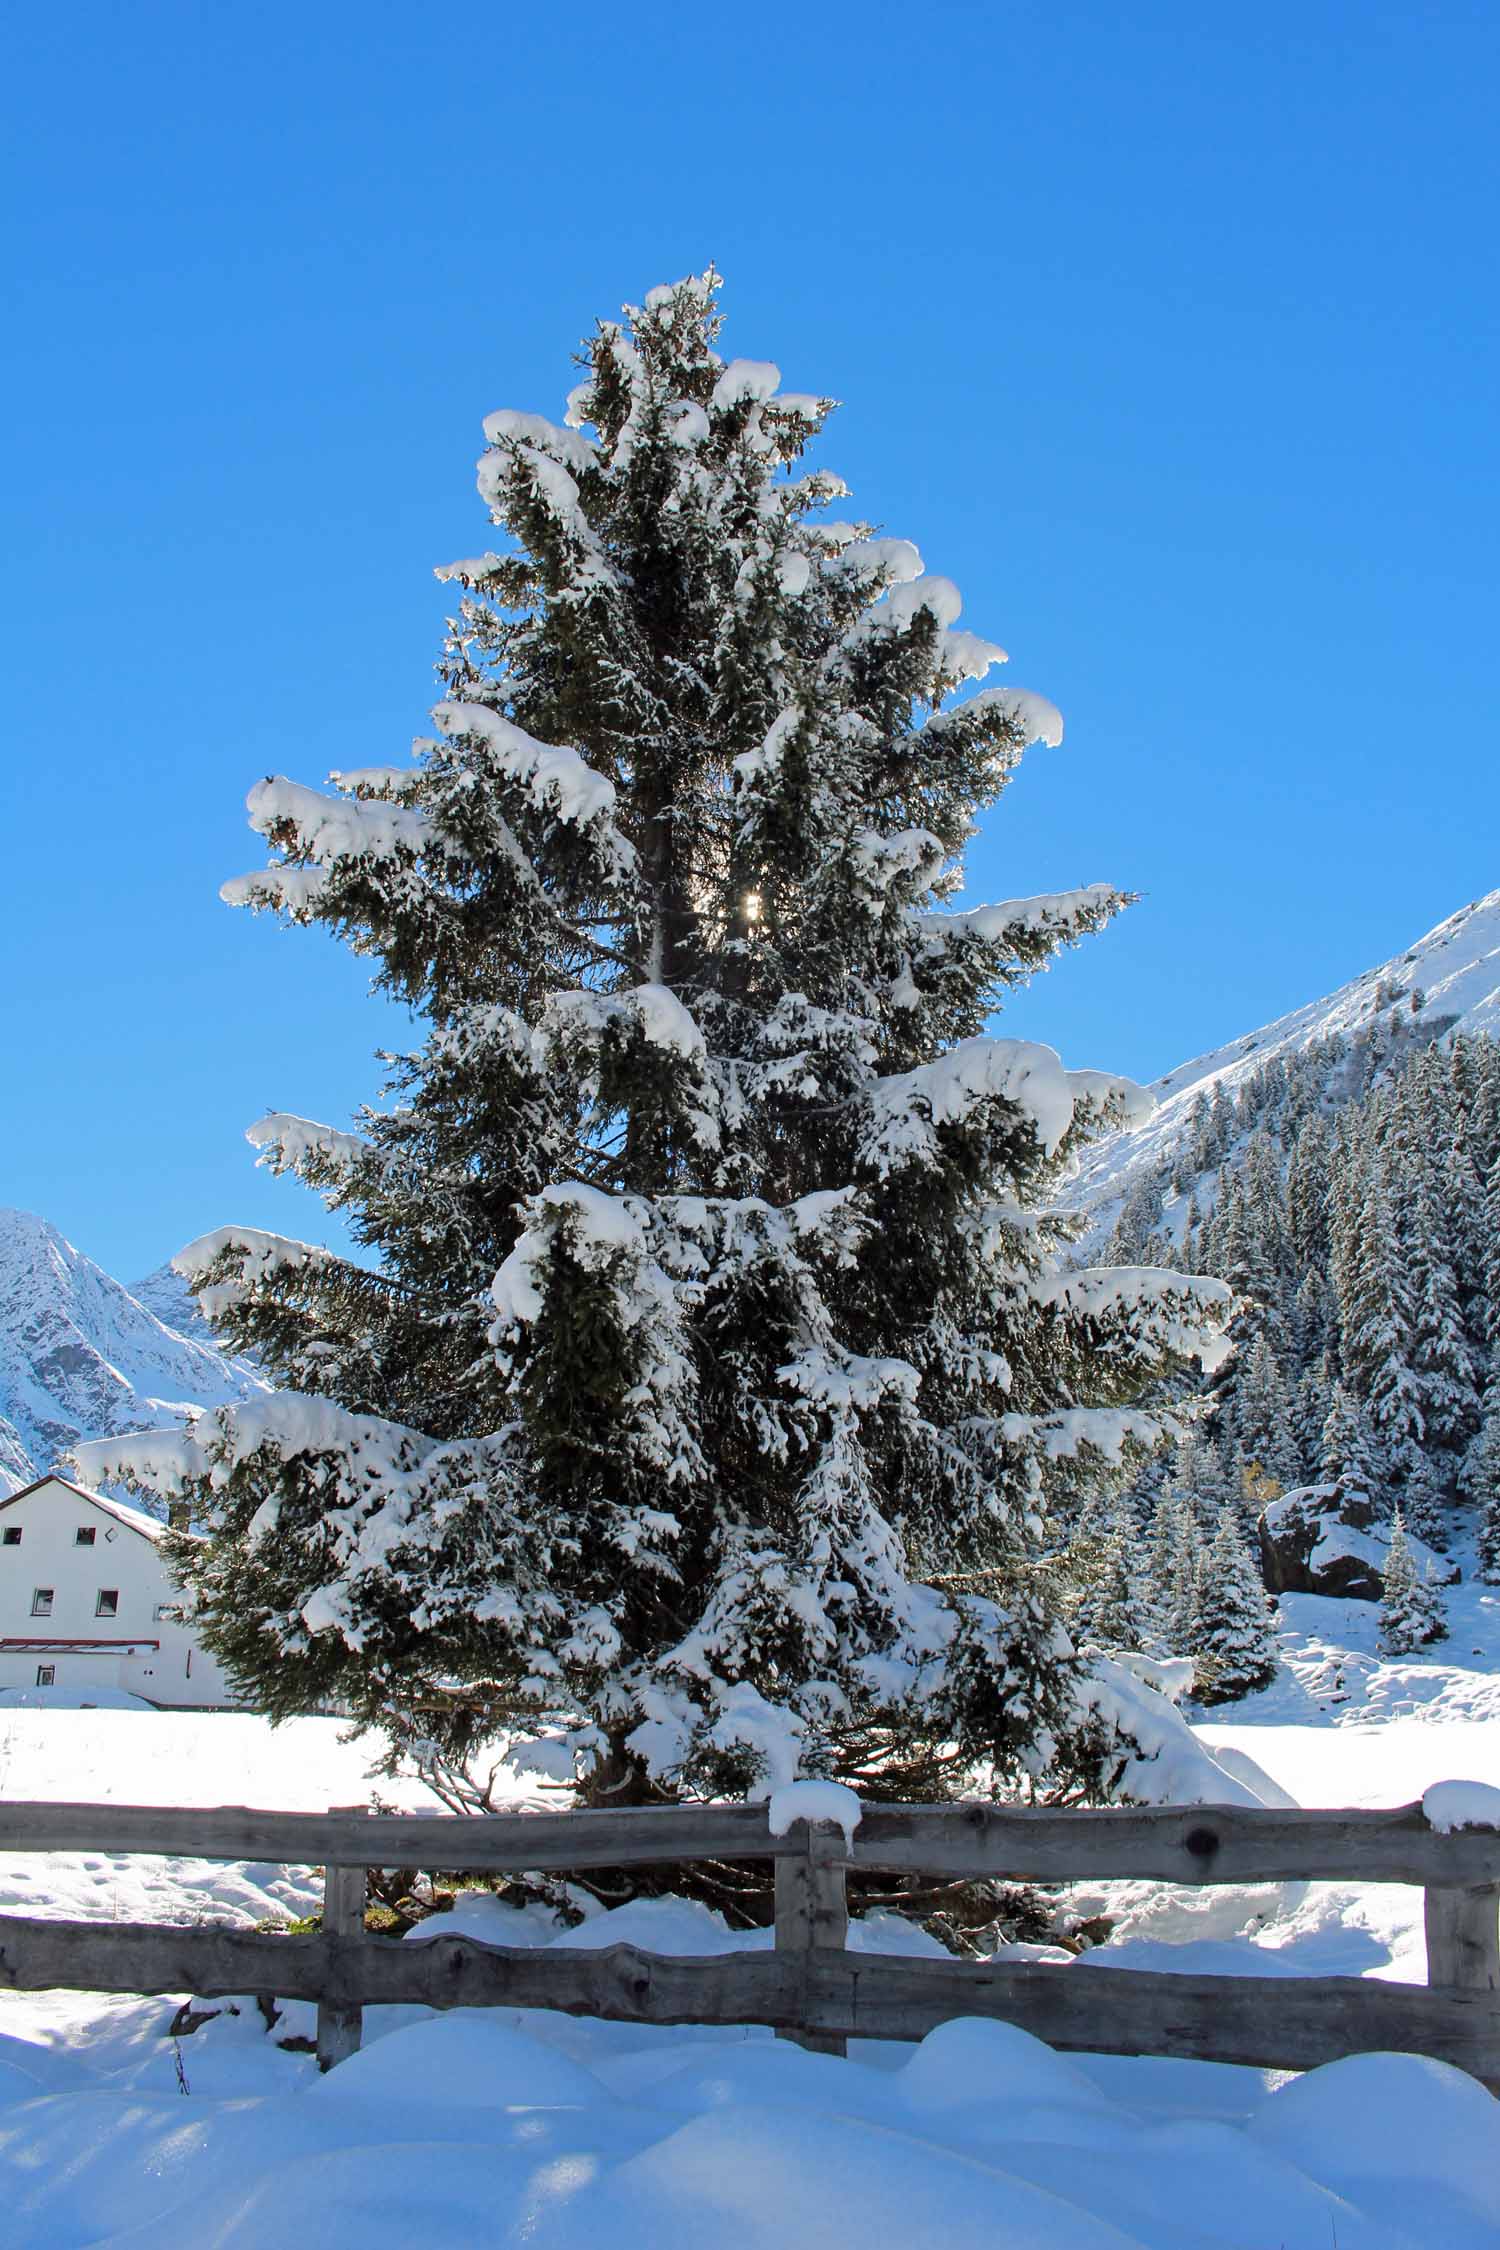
[
  {"xmin": 1070, "ymin": 1511, "xmax": 1151, "ymax": 1653},
  {"xmin": 1144, "ymin": 1482, "xmax": 1197, "ymax": 1652},
  {"xmin": 1378, "ymin": 1511, "xmax": 1447, "ymax": 1655},
  {"xmin": 74, "ymin": 272, "xmax": 1228, "ymax": 1807},
  {"xmin": 1187, "ymin": 1507, "xmax": 1279, "ymax": 1705},
  {"xmin": 1319, "ymin": 1383, "xmax": 1383, "ymax": 1519}
]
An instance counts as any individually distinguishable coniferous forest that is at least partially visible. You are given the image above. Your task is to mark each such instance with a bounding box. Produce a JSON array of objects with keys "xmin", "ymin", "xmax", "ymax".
[{"xmin": 1081, "ymin": 1020, "xmax": 1500, "ymax": 1691}]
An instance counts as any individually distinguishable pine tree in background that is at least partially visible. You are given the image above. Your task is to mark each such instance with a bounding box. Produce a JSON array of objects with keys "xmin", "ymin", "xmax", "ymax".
[
  {"xmin": 1378, "ymin": 1511, "xmax": 1448, "ymax": 1655},
  {"xmin": 1144, "ymin": 1482, "xmax": 1196, "ymax": 1651},
  {"xmin": 1231, "ymin": 1333, "xmax": 1301, "ymax": 1498},
  {"xmin": 1469, "ymin": 1370, "xmax": 1500, "ymax": 1584},
  {"xmin": 1188, "ymin": 1507, "xmax": 1279, "ymax": 1704},
  {"xmin": 1343, "ymin": 1172, "xmax": 1425, "ymax": 1504},
  {"xmin": 1070, "ymin": 1512, "xmax": 1151, "ymax": 1654},
  {"xmin": 77, "ymin": 273, "xmax": 1228, "ymax": 1806},
  {"xmin": 1319, "ymin": 1383, "xmax": 1383, "ymax": 1516},
  {"xmin": 1404, "ymin": 1168, "xmax": 1479, "ymax": 1474}
]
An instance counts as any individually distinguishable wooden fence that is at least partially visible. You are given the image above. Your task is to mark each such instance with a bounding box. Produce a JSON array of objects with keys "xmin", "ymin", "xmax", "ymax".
[{"xmin": 1, "ymin": 1795, "xmax": 1497, "ymax": 2084}]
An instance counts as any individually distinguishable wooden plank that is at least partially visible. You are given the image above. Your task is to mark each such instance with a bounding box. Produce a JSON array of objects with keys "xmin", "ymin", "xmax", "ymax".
[
  {"xmin": 851, "ymin": 1800, "xmax": 1500, "ymax": 1888},
  {"xmin": 0, "ymin": 1910, "xmax": 798, "ymax": 2023},
  {"xmin": 775, "ymin": 1821, "xmax": 849, "ymax": 2058},
  {"xmin": 317, "ymin": 1805, "xmax": 367, "ymax": 2070},
  {"xmin": 3, "ymin": 1795, "xmax": 1500, "ymax": 1888},
  {"xmin": 2, "ymin": 1912, "xmax": 1498, "ymax": 2088},
  {"xmin": 1426, "ymin": 1885, "xmax": 1500, "ymax": 1991},
  {"xmin": 0, "ymin": 1799, "xmax": 791, "ymax": 1874},
  {"xmin": 803, "ymin": 1952, "xmax": 1500, "ymax": 2090}
]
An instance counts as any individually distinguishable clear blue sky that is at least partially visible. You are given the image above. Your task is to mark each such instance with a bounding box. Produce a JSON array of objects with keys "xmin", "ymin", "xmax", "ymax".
[{"xmin": 4, "ymin": 1, "xmax": 1496, "ymax": 1282}]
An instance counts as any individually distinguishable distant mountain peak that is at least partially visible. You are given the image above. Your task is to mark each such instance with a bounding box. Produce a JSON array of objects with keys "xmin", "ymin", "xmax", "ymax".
[{"xmin": 0, "ymin": 1207, "xmax": 267, "ymax": 1497}]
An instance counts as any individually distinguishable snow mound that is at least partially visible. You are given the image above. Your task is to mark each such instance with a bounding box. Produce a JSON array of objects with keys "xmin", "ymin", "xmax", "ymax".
[
  {"xmin": 766, "ymin": 1778, "xmax": 862, "ymax": 1843},
  {"xmin": 312, "ymin": 2013, "xmax": 607, "ymax": 2109},
  {"xmin": 1422, "ymin": 1778, "xmax": 1500, "ymax": 1833}
]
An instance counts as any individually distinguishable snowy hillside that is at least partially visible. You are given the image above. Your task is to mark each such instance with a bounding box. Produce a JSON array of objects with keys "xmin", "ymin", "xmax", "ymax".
[
  {"xmin": 1069, "ymin": 888, "xmax": 1500, "ymax": 1253},
  {"xmin": 0, "ymin": 1209, "xmax": 268, "ymax": 1497}
]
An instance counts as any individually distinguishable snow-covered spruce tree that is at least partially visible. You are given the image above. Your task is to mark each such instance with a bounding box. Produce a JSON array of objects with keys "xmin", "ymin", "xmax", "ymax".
[
  {"xmin": 1469, "ymin": 1370, "xmax": 1500, "ymax": 1584},
  {"xmin": 1069, "ymin": 1512, "xmax": 1152, "ymax": 1655},
  {"xmin": 77, "ymin": 273, "xmax": 1228, "ymax": 1808},
  {"xmin": 1187, "ymin": 1508, "xmax": 1279, "ymax": 1705},
  {"xmin": 1319, "ymin": 1382, "xmax": 1383, "ymax": 1518},
  {"xmin": 1378, "ymin": 1511, "xmax": 1447, "ymax": 1656},
  {"xmin": 1144, "ymin": 1483, "xmax": 1196, "ymax": 1652}
]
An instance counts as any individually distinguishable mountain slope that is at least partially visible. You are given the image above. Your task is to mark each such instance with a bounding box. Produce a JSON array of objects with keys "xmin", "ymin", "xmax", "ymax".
[
  {"xmin": 0, "ymin": 1209, "xmax": 268, "ymax": 1496},
  {"xmin": 1070, "ymin": 888, "xmax": 1500, "ymax": 1254}
]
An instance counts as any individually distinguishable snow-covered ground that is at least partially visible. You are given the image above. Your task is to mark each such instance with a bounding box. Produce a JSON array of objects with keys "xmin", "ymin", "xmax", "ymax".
[{"xmin": 3, "ymin": 1575, "xmax": 1500, "ymax": 2249}]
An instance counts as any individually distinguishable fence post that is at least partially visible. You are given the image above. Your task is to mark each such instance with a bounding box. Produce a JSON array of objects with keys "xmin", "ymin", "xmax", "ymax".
[
  {"xmin": 316, "ymin": 1803, "xmax": 368, "ymax": 2071},
  {"xmin": 1425, "ymin": 1882, "xmax": 1500, "ymax": 1992},
  {"xmin": 774, "ymin": 1818, "xmax": 849, "ymax": 2057}
]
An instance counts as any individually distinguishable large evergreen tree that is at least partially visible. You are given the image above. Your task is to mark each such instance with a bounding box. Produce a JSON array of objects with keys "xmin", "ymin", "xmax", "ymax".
[{"xmin": 80, "ymin": 273, "xmax": 1227, "ymax": 1804}]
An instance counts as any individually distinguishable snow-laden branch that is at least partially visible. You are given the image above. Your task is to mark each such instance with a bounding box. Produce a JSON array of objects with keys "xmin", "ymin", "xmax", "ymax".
[
  {"xmin": 245, "ymin": 1113, "xmax": 369, "ymax": 1181},
  {"xmin": 860, "ymin": 1036, "xmax": 1153, "ymax": 1176},
  {"xmin": 480, "ymin": 408, "xmax": 598, "ymax": 476},
  {"xmin": 433, "ymin": 701, "xmax": 634, "ymax": 877},
  {"xmin": 923, "ymin": 686, "xmax": 1065, "ymax": 751},
  {"xmin": 913, "ymin": 883, "xmax": 1121, "ymax": 953}
]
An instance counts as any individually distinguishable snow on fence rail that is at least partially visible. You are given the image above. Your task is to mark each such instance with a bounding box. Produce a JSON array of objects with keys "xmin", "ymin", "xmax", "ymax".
[{"xmin": 0, "ymin": 1795, "xmax": 1497, "ymax": 2083}]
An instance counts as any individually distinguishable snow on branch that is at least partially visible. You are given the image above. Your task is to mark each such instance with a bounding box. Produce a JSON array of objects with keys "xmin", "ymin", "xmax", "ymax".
[
  {"xmin": 245, "ymin": 1113, "xmax": 369, "ymax": 1182},
  {"xmin": 935, "ymin": 629, "xmax": 1009, "ymax": 685},
  {"xmin": 243, "ymin": 777, "xmax": 431, "ymax": 862},
  {"xmin": 171, "ymin": 1225, "xmax": 335, "ymax": 1322},
  {"xmin": 840, "ymin": 574, "xmax": 1009, "ymax": 688},
  {"xmin": 823, "ymin": 536, "xmax": 924, "ymax": 586},
  {"xmin": 711, "ymin": 358, "xmax": 781, "ymax": 410},
  {"xmin": 220, "ymin": 775, "xmax": 433, "ymax": 919},
  {"xmin": 327, "ymin": 766, "xmax": 420, "ymax": 798},
  {"xmin": 924, "ymin": 686, "xmax": 1065, "ymax": 751},
  {"xmin": 912, "ymin": 882, "xmax": 1123, "ymax": 954},
  {"xmin": 433, "ymin": 701, "xmax": 634, "ymax": 875},
  {"xmin": 997, "ymin": 1405, "xmax": 1164, "ymax": 1462},
  {"xmin": 544, "ymin": 982, "xmax": 707, "ymax": 1062},
  {"xmin": 860, "ymin": 1037, "xmax": 1152, "ymax": 1177},
  {"xmin": 1030, "ymin": 1266, "xmax": 1235, "ymax": 1373},
  {"xmin": 845, "ymin": 572, "xmax": 964, "ymax": 641},
  {"xmin": 1075, "ymin": 1653, "xmax": 1270, "ymax": 1808},
  {"xmin": 479, "ymin": 408, "xmax": 598, "ymax": 476}
]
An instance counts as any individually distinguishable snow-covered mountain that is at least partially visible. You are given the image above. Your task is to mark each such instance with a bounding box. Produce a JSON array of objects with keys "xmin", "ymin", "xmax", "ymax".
[
  {"xmin": 0, "ymin": 1209, "xmax": 267, "ymax": 1497},
  {"xmin": 1070, "ymin": 888, "xmax": 1500, "ymax": 1255}
]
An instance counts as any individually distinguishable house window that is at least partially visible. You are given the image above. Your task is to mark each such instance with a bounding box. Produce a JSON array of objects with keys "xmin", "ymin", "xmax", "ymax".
[
  {"xmin": 152, "ymin": 1603, "xmax": 178, "ymax": 1623},
  {"xmin": 95, "ymin": 1590, "xmax": 119, "ymax": 1619},
  {"xmin": 75, "ymin": 1526, "xmax": 96, "ymax": 1546},
  {"xmin": 2, "ymin": 1527, "xmax": 20, "ymax": 1545},
  {"xmin": 31, "ymin": 1588, "xmax": 53, "ymax": 1617},
  {"xmin": 35, "ymin": 1665, "xmax": 55, "ymax": 1687}
]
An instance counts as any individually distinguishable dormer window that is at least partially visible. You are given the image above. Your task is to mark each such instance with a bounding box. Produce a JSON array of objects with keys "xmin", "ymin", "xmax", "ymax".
[{"xmin": 75, "ymin": 1526, "xmax": 96, "ymax": 1546}]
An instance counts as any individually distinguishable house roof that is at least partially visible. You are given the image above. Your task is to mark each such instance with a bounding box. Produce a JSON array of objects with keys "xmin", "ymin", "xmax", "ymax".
[{"xmin": 0, "ymin": 1473, "xmax": 172, "ymax": 1545}]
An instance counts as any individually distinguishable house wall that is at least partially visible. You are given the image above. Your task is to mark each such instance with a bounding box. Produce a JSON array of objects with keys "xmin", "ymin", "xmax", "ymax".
[{"xmin": 0, "ymin": 1481, "xmax": 239, "ymax": 1706}]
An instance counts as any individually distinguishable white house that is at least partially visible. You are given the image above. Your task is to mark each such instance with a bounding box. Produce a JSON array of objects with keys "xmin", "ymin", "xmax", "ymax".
[{"xmin": 0, "ymin": 1475, "xmax": 240, "ymax": 1707}]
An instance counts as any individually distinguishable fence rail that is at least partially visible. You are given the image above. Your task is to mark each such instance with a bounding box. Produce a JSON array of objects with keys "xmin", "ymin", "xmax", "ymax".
[{"xmin": 1, "ymin": 1795, "xmax": 1496, "ymax": 2082}]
